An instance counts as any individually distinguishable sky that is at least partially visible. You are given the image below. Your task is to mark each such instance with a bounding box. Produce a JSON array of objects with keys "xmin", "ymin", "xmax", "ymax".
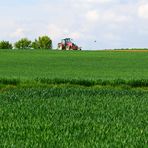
[{"xmin": 0, "ymin": 0, "xmax": 148, "ymax": 50}]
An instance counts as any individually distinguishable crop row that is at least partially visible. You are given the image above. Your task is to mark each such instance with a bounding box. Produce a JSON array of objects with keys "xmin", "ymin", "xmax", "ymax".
[{"xmin": 1, "ymin": 78, "xmax": 148, "ymax": 88}]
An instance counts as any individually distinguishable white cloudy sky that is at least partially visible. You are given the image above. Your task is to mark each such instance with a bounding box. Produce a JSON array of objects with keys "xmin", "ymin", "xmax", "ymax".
[{"xmin": 0, "ymin": 0, "xmax": 148, "ymax": 49}]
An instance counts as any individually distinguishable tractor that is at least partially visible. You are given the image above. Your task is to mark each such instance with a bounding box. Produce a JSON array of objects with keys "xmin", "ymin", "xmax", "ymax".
[{"xmin": 58, "ymin": 38, "xmax": 81, "ymax": 50}]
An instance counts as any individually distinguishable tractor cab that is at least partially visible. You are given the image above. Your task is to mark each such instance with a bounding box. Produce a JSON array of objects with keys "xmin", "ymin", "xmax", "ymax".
[{"xmin": 62, "ymin": 38, "xmax": 72, "ymax": 45}]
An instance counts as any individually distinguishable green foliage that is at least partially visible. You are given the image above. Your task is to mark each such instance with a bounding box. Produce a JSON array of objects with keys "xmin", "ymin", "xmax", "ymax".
[
  {"xmin": 0, "ymin": 41, "xmax": 12, "ymax": 49},
  {"xmin": 32, "ymin": 36, "xmax": 52, "ymax": 49},
  {"xmin": 14, "ymin": 38, "xmax": 32, "ymax": 49}
]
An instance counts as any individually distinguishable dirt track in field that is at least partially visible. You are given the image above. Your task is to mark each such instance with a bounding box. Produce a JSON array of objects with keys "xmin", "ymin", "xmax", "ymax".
[{"xmin": 112, "ymin": 50, "xmax": 148, "ymax": 52}]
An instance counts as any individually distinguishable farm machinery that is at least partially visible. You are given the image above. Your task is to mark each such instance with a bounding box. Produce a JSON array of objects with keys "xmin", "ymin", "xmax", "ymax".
[{"xmin": 58, "ymin": 38, "xmax": 81, "ymax": 50}]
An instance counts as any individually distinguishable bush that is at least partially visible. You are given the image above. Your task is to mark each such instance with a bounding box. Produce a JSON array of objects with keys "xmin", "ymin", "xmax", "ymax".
[
  {"xmin": 0, "ymin": 41, "xmax": 12, "ymax": 49},
  {"xmin": 14, "ymin": 38, "xmax": 32, "ymax": 49},
  {"xmin": 32, "ymin": 36, "xmax": 52, "ymax": 49}
]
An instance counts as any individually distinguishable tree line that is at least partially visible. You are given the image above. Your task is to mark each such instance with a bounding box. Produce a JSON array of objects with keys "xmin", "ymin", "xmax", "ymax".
[{"xmin": 0, "ymin": 36, "xmax": 52, "ymax": 50}]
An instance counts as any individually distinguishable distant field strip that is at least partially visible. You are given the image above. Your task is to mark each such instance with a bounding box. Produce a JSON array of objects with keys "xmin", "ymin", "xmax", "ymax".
[{"xmin": 113, "ymin": 50, "xmax": 148, "ymax": 52}]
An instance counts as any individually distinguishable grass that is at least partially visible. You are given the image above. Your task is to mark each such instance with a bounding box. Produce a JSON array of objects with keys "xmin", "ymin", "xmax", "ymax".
[
  {"xmin": 0, "ymin": 86, "xmax": 148, "ymax": 147},
  {"xmin": 0, "ymin": 49, "xmax": 148, "ymax": 147},
  {"xmin": 1, "ymin": 49, "xmax": 148, "ymax": 80}
]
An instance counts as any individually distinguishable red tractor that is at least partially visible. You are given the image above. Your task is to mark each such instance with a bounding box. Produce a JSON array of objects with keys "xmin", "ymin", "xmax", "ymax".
[{"xmin": 58, "ymin": 38, "xmax": 81, "ymax": 50}]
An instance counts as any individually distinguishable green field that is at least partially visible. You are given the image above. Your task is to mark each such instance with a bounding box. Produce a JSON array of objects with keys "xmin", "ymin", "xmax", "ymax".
[
  {"xmin": 0, "ymin": 50, "xmax": 148, "ymax": 147},
  {"xmin": 1, "ymin": 50, "xmax": 148, "ymax": 80}
]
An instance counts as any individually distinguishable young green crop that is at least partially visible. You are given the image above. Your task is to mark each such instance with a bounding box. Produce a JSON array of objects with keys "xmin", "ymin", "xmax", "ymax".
[
  {"xmin": 0, "ymin": 50, "xmax": 148, "ymax": 147},
  {"xmin": 0, "ymin": 86, "xmax": 148, "ymax": 147},
  {"xmin": 1, "ymin": 50, "xmax": 148, "ymax": 80}
]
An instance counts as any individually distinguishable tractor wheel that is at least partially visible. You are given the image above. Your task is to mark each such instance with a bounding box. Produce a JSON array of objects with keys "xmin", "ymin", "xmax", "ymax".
[
  {"xmin": 58, "ymin": 45, "xmax": 63, "ymax": 50},
  {"xmin": 66, "ymin": 46, "xmax": 70, "ymax": 50},
  {"xmin": 78, "ymin": 47, "xmax": 81, "ymax": 51}
]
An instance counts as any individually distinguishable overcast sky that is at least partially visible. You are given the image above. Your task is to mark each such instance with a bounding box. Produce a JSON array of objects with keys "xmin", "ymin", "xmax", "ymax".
[{"xmin": 0, "ymin": 0, "xmax": 148, "ymax": 49}]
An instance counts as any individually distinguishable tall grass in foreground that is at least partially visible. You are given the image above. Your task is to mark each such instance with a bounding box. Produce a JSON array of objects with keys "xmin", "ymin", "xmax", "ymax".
[{"xmin": 0, "ymin": 86, "xmax": 147, "ymax": 147}]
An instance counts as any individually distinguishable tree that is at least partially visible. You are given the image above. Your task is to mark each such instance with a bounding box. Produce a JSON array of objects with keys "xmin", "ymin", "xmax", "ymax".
[
  {"xmin": 14, "ymin": 38, "xmax": 32, "ymax": 49},
  {"xmin": 31, "ymin": 39, "xmax": 39, "ymax": 49},
  {"xmin": 0, "ymin": 41, "xmax": 12, "ymax": 49},
  {"xmin": 32, "ymin": 36, "xmax": 52, "ymax": 49}
]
